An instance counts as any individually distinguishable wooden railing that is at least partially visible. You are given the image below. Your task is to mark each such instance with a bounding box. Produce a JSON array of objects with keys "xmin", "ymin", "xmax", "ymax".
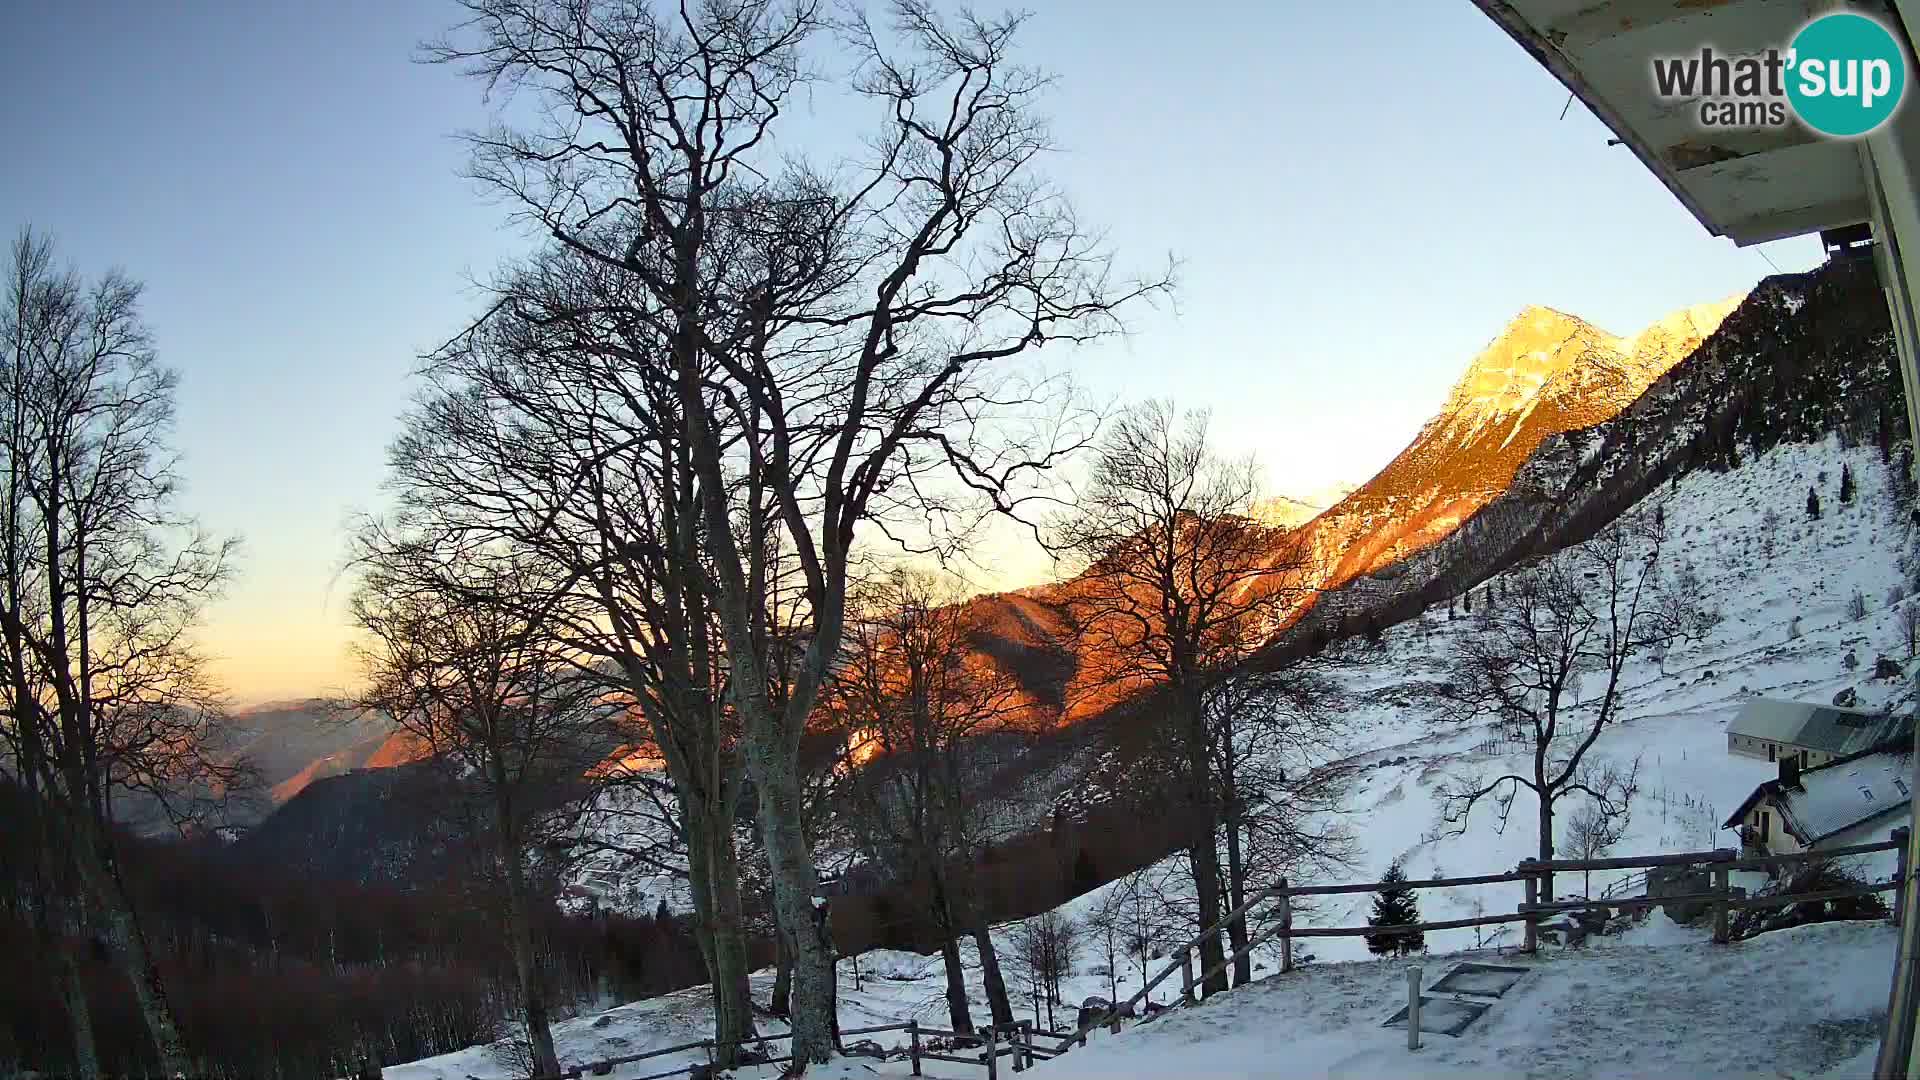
[
  {"xmin": 522, "ymin": 1018, "xmax": 1071, "ymax": 1080},
  {"xmin": 1064, "ymin": 829, "xmax": 1912, "ymax": 1052},
  {"xmin": 521, "ymin": 830, "xmax": 1912, "ymax": 1080}
]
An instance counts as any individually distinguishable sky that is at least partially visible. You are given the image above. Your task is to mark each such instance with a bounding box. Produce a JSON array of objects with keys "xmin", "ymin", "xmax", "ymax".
[{"xmin": 0, "ymin": 1, "xmax": 1824, "ymax": 704}]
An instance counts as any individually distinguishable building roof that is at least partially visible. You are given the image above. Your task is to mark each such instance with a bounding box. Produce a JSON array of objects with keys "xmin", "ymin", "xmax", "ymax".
[
  {"xmin": 1724, "ymin": 740, "xmax": 1915, "ymax": 843},
  {"xmin": 1726, "ymin": 699, "xmax": 1912, "ymax": 756},
  {"xmin": 1468, "ymin": 0, "xmax": 1873, "ymax": 246}
]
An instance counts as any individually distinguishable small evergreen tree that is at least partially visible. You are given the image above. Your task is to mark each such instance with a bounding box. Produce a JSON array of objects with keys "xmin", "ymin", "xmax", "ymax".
[
  {"xmin": 1807, "ymin": 486, "xmax": 1822, "ymax": 520},
  {"xmin": 1463, "ymin": 589, "xmax": 1472, "ymax": 614},
  {"xmin": 1840, "ymin": 463, "xmax": 1856, "ymax": 504},
  {"xmin": 1365, "ymin": 860, "xmax": 1424, "ymax": 957}
]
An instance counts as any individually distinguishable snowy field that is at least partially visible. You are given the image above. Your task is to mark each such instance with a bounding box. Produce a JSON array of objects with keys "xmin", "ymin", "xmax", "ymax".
[{"xmin": 395, "ymin": 438, "xmax": 1917, "ymax": 1079}]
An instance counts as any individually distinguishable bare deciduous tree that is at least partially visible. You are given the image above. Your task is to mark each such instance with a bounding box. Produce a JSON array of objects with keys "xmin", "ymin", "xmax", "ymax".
[
  {"xmin": 351, "ymin": 546, "xmax": 610, "ymax": 1079},
  {"xmin": 1050, "ymin": 400, "xmax": 1308, "ymax": 997},
  {"xmin": 1564, "ymin": 794, "xmax": 1632, "ymax": 899},
  {"xmin": 1435, "ymin": 509, "xmax": 1686, "ymax": 901},
  {"xmin": 827, "ymin": 568, "xmax": 1022, "ymax": 1032},
  {"xmin": 1010, "ymin": 909, "xmax": 1080, "ymax": 1030},
  {"xmin": 1205, "ymin": 668, "xmax": 1354, "ymax": 984},
  {"xmin": 423, "ymin": 0, "xmax": 1165, "ymax": 1063},
  {"xmin": 0, "ymin": 228, "xmax": 244, "ymax": 1078}
]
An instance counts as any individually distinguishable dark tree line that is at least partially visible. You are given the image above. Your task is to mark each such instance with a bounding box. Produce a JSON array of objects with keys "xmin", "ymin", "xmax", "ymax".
[{"xmin": 0, "ymin": 778, "xmax": 707, "ymax": 1079}]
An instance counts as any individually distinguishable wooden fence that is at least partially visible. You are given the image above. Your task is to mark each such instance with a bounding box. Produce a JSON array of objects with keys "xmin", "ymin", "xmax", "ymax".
[
  {"xmin": 520, "ymin": 830, "xmax": 1910, "ymax": 1079},
  {"xmin": 519, "ymin": 1017, "xmax": 1073, "ymax": 1080},
  {"xmin": 1065, "ymin": 829, "xmax": 1911, "ymax": 1053}
]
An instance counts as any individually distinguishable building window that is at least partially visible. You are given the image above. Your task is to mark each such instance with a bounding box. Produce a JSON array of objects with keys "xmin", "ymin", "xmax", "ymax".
[{"xmin": 1768, "ymin": 743, "xmax": 1777, "ymax": 762}]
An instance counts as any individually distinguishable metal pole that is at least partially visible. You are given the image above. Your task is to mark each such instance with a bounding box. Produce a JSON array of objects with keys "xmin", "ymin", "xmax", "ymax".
[
  {"xmin": 1278, "ymin": 877, "xmax": 1293, "ymax": 974},
  {"xmin": 1407, "ymin": 965, "xmax": 1423, "ymax": 1051},
  {"xmin": 1712, "ymin": 865, "xmax": 1731, "ymax": 945},
  {"xmin": 1181, "ymin": 947, "xmax": 1195, "ymax": 1004},
  {"xmin": 1895, "ymin": 827, "xmax": 1912, "ymax": 927},
  {"xmin": 1520, "ymin": 859, "xmax": 1539, "ymax": 953}
]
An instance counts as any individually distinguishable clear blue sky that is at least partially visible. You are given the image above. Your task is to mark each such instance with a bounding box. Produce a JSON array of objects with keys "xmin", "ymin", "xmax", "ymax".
[{"xmin": 0, "ymin": 1, "xmax": 1821, "ymax": 701}]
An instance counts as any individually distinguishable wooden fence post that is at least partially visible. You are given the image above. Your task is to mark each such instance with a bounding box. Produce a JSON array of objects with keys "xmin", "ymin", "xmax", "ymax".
[
  {"xmin": 986, "ymin": 1025, "xmax": 998, "ymax": 1080},
  {"xmin": 1406, "ymin": 964, "xmax": 1422, "ymax": 1052},
  {"xmin": 1712, "ymin": 864, "xmax": 1731, "ymax": 944},
  {"xmin": 908, "ymin": 1020, "xmax": 921, "ymax": 1077},
  {"xmin": 1278, "ymin": 877, "xmax": 1293, "ymax": 974},
  {"xmin": 1894, "ymin": 827, "xmax": 1911, "ymax": 927},
  {"xmin": 1520, "ymin": 859, "xmax": 1539, "ymax": 954},
  {"xmin": 1023, "ymin": 1021, "xmax": 1036, "ymax": 1069},
  {"xmin": 1180, "ymin": 947, "xmax": 1195, "ymax": 1004}
]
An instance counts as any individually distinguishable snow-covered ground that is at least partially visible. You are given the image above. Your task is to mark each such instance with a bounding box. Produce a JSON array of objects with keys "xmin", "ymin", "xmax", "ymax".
[
  {"xmin": 392, "ymin": 920, "xmax": 1896, "ymax": 1080},
  {"xmin": 1026, "ymin": 921, "xmax": 1894, "ymax": 1080},
  {"xmin": 395, "ymin": 437, "xmax": 1916, "ymax": 1079}
]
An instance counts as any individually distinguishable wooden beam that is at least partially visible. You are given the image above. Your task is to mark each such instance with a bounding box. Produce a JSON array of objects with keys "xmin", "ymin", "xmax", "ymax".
[
  {"xmin": 1545, "ymin": 0, "xmax": 1774, "ymax": 51},
  {"xmin": 1284, "ymin": 869, "xmax": 1536, "ymax": 896},
  {"xmin": 1721, "ymin": 196, "xmax": 1874, "ymax": 246},
  {"xmin": 1533, "ymin": 848, "xmax": 1735, "ymax": 872}
]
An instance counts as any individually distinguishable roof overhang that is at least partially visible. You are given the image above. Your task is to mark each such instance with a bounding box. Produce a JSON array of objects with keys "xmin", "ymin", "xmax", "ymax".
[{"xmin": 1471, "ymin": 0, "xmax": 1891, "ymax": 245}]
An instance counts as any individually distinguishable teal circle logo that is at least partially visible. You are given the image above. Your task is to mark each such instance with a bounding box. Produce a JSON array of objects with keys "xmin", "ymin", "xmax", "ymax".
[{"xmin": 1786, "ymin": 13, "xmax": 1907, "ymax": 137}]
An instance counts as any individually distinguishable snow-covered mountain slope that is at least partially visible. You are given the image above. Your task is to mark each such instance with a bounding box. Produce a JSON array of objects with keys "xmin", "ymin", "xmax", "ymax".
[
  {"xmin": 1252, "ymin": 482, "xmax": 1359, "ymax": 529},
  {"xmin": 1306, "ymin": 258, "xmax": 1902, "ymax": 639},
  {"xmin": 1287, "ymin": 436, "xmax": 1913, "ymax": 959},
  {"xmin": 396, "ymin": 438, "xmax": 1917, "ymax": 1080},
  {"xmin": 1287, "ymin": 293, "xmax": 1739, "ymax": 586}
]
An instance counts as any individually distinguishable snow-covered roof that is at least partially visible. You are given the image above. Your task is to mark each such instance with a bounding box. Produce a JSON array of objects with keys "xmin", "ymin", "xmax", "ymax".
[
  {"xmin": 1725, "ymin": 742, "xmax": 1915, "ymax": 845},
  {"xmin": 1725, "ymin": 699, "xmax": 1911, "ymax": 757},
  {"xmin": 1777, "ymin": 749, "xmax": 1914, "ymax": 845}
]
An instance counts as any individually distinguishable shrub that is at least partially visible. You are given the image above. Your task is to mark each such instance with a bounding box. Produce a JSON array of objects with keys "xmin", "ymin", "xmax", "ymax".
[{"xmin": 1729, "ymin": 860, "xmax": 1889, "ymax": 941}]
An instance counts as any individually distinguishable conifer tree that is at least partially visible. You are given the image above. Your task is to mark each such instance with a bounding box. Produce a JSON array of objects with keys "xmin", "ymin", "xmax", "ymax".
[
  {"xmin": 1365, "ymin": 860, "xmax": 1424, "ymax": 957},
  {"xmin": 1808, "ymin": 486, "xmax": 1823, "ymax": 520},
  {"xmin": 1840, "ymin": 463, "xmax": 1856, "ymax": 504}
]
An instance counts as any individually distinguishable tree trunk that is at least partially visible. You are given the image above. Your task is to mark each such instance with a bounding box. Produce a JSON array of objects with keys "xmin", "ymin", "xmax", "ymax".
[
  {"xmin": 1188, "ymin": 838, "xmax": 1228, "ymax": 997},
  {"xmin": 1181, "ymin": 688, "xmax": 1227, "ymax": 997},
  {"xmin": 937, "ymin": 923, "xmax": 973, "ymax": 1034},
  {"xmin": 745, "ymin": 742, "xmax": 835, "ymax": 1066},
  {"xmin": 1223, "ymin": 815, "xmax": 1251, "ymax": 987},
  {"xmin": 24, "ymin": 748, "xmax": 98, "ymax": 1078},
  {"xmin": 950, "ymin": 869, "xmax": 1013, "ymax": 1025},
  {"xmin": 684, "ymin": 796, "xmax": 755, "ymax": 1065},
  {"xmin": 498, "ymin": 821, "xmax": 561, "ymax": 1079},
  {"xmin": 69, "ymin": 818, "xmax": 189, "ymax": 1077},
  {"xmin": 929, "ymin": 871, "xmax": 973, "ymax": 1033},
  {"xmin": 57, "ymin": 935, "xmax": 99, "ymax": 1080},
  {"xmin": 1538, "ymin": 797, "xmax": 1556, "ymax": 904},
  {"xmin": 772, "ymin": 932, "xmax": 792, "ymax": 1017},
  {"xmin": 707, "ymin": 828, "xmax": 757, "ymax": 1062},
  {"xmin": 974, "ymin": 922, "xmax": 1014, "ymax": 1027}
]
